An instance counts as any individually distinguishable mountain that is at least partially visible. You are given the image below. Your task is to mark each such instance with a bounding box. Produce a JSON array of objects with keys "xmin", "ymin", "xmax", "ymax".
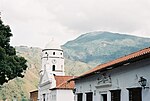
[
  {"xmin": 0, "ymin": 31, "xmax": 150, "ymax": 100},
  {"xmin": 0, "ymin": 46, "xmax": 41, "ymax": 100},
  {"xmin": 62, "ymin": 31, "xmax": 150, "ymax": 66}
]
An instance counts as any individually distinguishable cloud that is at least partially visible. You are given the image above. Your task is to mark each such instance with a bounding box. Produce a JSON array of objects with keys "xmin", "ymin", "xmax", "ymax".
[
  {"xmin": 0, "ymin": 0, "xmax": 150, "ymax": 48},
  {"xmin": 49, "ymin": 0, "xmax": 150, "ymax": 33}
]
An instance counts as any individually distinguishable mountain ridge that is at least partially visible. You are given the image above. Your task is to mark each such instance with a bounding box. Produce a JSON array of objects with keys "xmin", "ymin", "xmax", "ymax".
[
  {"xmin": 64, "ymin": 31, "xmax": 150, "ymax": 45},
  {"xmin": 62, "ymin": 31, "xmax": 150, "ymax": 66}
]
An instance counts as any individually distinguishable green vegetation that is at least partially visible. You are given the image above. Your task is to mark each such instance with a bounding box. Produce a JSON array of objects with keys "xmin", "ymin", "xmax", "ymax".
[
  {"xmin": 0, "ymin": 46, "xmax": 41, "ymax": 100},
  {"xmin": 0, "ymin": 18, "xmax": 27, "ymax": 85}
]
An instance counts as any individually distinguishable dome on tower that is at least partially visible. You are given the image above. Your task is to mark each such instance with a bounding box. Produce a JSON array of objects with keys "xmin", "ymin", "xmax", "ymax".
[{"xmin": 45, "ymin": 39, "xmax": 62, "ymax": 49}]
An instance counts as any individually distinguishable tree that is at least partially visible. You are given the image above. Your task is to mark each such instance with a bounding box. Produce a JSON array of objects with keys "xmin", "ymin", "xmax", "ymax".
[{"xmin": 0, "ymin": 17, "xmax": 27, "ymax": 85}]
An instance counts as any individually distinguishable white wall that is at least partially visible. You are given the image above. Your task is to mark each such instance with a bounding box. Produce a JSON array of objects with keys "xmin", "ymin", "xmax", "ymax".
[
  {"xmin": 50, "ymin": 90, "xmax": 57, "ymax": 101},
  {"xmin": 75, "ymin": 58, "xmax": 150, "ymax": 101},
  {"xmin": 56, "ymin": 89, "xmax": 74, "ymax": 101}
]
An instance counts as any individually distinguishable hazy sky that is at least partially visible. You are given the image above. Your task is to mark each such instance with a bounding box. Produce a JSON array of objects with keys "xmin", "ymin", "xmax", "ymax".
[{"xmin": 0, "ymin": 0, "xmax": 150, "ymax": 48}]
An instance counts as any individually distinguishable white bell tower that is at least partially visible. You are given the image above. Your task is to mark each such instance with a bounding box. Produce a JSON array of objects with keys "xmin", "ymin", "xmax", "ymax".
[{"xmin": 40, "ymin": 39, "xmax": 65, "ymax": 76}]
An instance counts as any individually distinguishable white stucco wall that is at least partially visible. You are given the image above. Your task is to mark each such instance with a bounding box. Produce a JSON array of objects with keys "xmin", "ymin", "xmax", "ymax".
[
  {"xmin": 75, "ymin": 58, "xmax": 150, "ymax": 101},
  {"xmin": 50, "ymin": 90, "xmax": 57, "ymax": 101},
  {"xmin": 56, "ymin": 89, "xmax": 74, "ymax": 101},
  {"xmin": 41, "ymin": 49, "xmax": 65, "ymax": 76}
]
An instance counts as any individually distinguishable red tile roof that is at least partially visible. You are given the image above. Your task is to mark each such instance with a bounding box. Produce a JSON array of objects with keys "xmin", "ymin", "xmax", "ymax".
[
  {"xmin": 73, "ymin": 47, "xmax": 150, "ymax": 80},
  {"xmin": 51, "ymin": 76, "xmax": 75, "ymax": 90}
]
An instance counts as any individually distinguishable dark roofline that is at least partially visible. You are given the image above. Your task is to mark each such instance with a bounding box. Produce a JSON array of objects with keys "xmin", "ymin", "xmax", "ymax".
[
  {"xmin": 42, "ymin": 49, "xmax": 63, "ymax": 52},
  {"xmin": 71, "ymin": 47, "xmax": 150, "ymax": 80},
  {"xmin": 30, "ymin": 90, "xmax": 38, "ymax": 93},
  {"xmin": 50, "ymin": 88, "xmax": 74, "ymax": 90}
]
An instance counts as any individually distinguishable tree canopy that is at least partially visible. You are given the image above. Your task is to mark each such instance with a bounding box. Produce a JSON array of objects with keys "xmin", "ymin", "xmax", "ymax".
[{"xmin": 0, "ymin": 17, "xmax": 27, "ymax": 85}]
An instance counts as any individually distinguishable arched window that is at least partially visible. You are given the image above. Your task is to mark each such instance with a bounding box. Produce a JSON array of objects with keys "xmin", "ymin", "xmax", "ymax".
[
  {"xmin": 53, "ymin": 52, "xmax": 55, "ymax": 55},
  {"xmin": 52, "ymin": 65, "xmax": 55, "ymax": 71}
]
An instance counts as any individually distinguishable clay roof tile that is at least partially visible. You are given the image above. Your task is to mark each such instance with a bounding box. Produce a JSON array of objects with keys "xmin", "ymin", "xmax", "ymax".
[{"xmin": 51, "ymin": 76, "xmax": 75, "ymax": 90}]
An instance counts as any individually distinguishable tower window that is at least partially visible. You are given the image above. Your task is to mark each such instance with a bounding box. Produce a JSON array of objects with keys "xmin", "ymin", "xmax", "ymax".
[
  {"xmin": 45, "ymin": 52, "xmax": 48, "ymax": 60},
  {"xmin": 45, "ymin": 52, "xmax": 48, "ymax": 56},
  {"xmin": 52, "ymin": 65, "xmax": 55, "ymax": 71},
  {"xmin": 53, "ymin": 52, "xmax": 55, "ymax": 55},
  {"xmin": 60, "ymin": 53, "xmax": 62, "ymax": 55}
]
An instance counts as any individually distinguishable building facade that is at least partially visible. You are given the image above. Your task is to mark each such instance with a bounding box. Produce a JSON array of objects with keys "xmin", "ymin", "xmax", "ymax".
[
  {"xmin": 38, "ymin": 40, "xmax": 75, "ymax": 101},
  {"xmin": 73, "ymin": 47, "xmax": 150, "ymax": 101}
]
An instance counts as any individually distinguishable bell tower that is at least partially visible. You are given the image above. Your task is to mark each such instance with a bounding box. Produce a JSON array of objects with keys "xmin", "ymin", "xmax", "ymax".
[{"xmin": 40, "ymin": 39, "xmax": 65, "ymax": 76}]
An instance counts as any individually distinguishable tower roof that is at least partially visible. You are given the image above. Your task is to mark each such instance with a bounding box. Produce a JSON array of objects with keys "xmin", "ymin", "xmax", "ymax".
[{"xmin": 45, "ymin": 39, "xmax": 62, "ymax": 49}]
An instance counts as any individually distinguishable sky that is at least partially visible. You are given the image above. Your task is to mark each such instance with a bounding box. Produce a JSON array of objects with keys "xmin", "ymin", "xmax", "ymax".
[{"xmin": 0, "ymin": 0, "xmax": 150, "ymax": 48}]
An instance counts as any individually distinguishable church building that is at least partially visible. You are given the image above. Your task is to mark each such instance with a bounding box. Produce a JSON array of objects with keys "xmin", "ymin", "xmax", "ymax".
[{"xmin": 38, "ymin": 40, "xmax": 75, "ymax": 101}]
